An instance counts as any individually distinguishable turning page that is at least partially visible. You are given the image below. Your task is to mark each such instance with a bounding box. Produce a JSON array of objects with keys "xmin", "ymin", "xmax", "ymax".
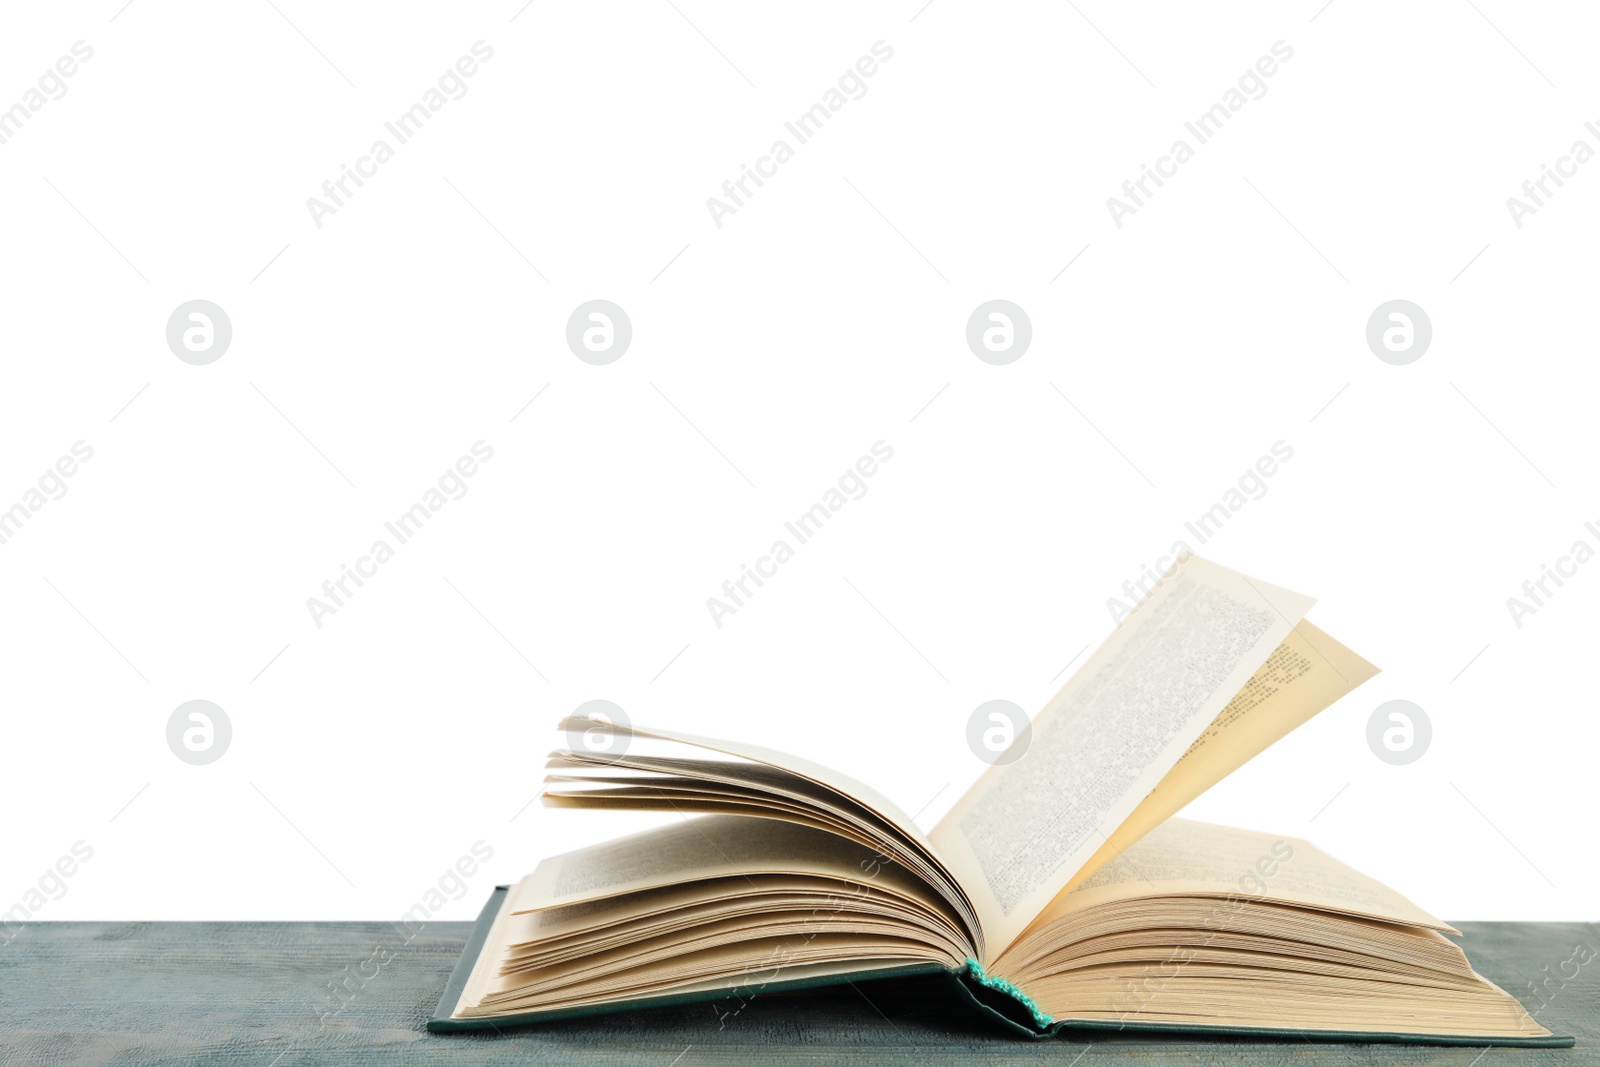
[
  {"xmin": 1040, "ymin": 618, "xmax": 1377, "ymax": 902},
  {"xmin": 931, "ymin": 556, "xmax": 1313, "ymax": 957}
]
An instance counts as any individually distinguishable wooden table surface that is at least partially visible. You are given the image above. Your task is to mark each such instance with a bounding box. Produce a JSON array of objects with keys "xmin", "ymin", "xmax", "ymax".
[{"xmin": 0, "ymin": 920, "xmax": 1594, "ymax": 1065}]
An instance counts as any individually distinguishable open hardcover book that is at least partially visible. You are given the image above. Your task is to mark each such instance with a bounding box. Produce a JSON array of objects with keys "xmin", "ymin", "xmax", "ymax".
[{"xmin": 430, "ymin": 557, "xmax": 1567, "ymax": 1046}]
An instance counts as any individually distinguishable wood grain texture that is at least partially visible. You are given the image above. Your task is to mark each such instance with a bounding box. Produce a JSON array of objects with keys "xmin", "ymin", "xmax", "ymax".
[{"xmin": 0, "ymin": 921, "xmax": 1594, "ymax": 1065}]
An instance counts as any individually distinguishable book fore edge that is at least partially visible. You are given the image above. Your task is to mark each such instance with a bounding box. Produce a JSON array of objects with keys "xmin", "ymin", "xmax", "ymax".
[{"xmin": 963, "ymin": 958, "xmax": 1053, "ymax": 1029}]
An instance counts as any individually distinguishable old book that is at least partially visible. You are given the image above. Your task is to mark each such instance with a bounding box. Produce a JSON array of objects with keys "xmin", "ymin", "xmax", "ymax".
[{"xmin": 430, "ymin": 557, "xmax": 1568, "ymax": 1046}]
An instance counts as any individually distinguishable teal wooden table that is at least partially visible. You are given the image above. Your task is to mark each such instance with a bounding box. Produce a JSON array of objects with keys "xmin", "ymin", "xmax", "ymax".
[{"xmin": 0, "ymin": 921, "xmax": 1594, "ymax": 1065}]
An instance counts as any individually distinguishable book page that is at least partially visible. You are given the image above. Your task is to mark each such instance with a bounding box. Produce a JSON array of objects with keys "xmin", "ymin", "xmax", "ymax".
[
  {"xmin": 461, "ymin": 957, "xmax": 939, "ymax": 1020},
  {"xmin": 559, "ymin": 719, "xmax": 935, "ymax": 857},
  {"xmin": 512, "ymin": 813, "xmax": 940, "ymax": 914},
  {"xmin": 454, "ymin": 814, "xmax": 974, "ymax": 1017},
  {"xmin": 1034, "ymin": 817, "xmax": 1451, "ymax": 931},
  {"xmin": 550, "ymin": 715, "xmax": 985, "ymax": 955},
  {"xmin": 1044, "ymin": 619, "xmax": 1377, "ymax": 900},
  {"xmin": 930, "ymin": 556, "xmax": 1313, "ymax": 959}
]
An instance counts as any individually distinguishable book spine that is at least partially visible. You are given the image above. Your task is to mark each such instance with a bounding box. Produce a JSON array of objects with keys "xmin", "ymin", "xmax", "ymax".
[{"xmin": 961, "ymin": 958, "xmax": 1054, "ymax": 1030}]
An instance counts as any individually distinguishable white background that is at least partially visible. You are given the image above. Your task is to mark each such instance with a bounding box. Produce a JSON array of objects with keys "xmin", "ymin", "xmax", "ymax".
[{"xmin": 1, "ymin": 0, "xmax": 1595, "ymax": 925}]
